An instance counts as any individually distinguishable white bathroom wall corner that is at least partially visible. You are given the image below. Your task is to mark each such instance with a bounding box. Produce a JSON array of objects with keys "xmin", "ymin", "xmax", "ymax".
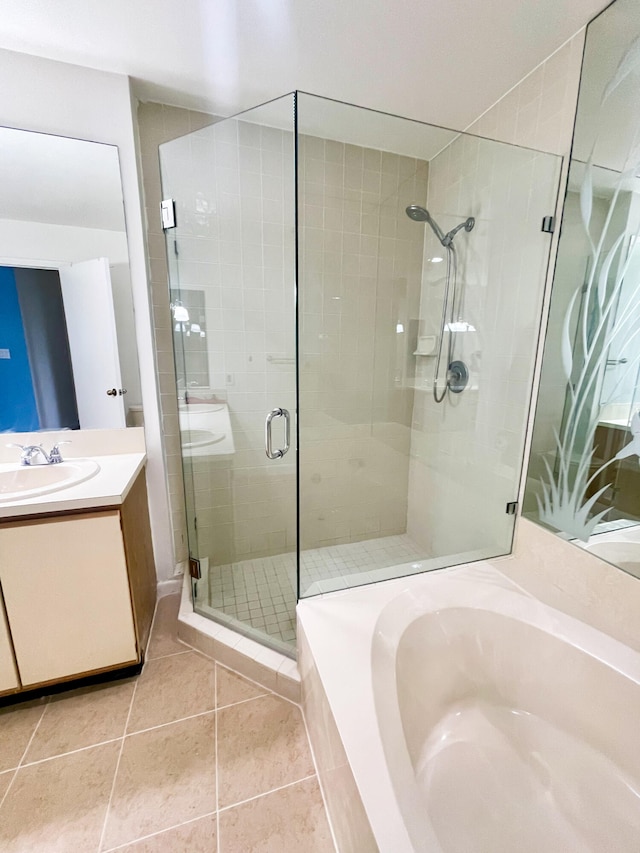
[{"xmin": 0, "ymin": 48, "xmax": 173, "ymax": 583}]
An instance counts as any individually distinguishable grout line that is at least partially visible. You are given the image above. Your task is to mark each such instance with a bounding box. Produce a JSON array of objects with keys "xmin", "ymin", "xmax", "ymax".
[
  {"xmin": 215, "ymin": 661, "xmax": 304, "ymax": 710},
  {"xmin": 0, "ymin": 697, "xmax": 50, "ymax": 813},
  {"xmin": 101, "ymin": 810, "xmax": 217, "ymax": 853},
  {"xmin": 215, "ymin": 664, "xmax": 220, "ymax": 853},
  {"xmin": 0, "ymin": 767, "xmax": 18, "ymax": 813},
  {"xmin": 18, "ymin": 699, "xmax": 49, "ymax": 767},
  {"xmin": 299, "ymin": 691, "xmax": 340, "ymax": 853},
  {"xmin": 217, "ymin": 773, "xmax": 317, "ymax": 814},
  {"xmin": 16, "ymin": 736, "xmax": 124, "ymax": 771},
  {"xmin": 125, "ymin": 707, "xmax": 216, "ymax": 739},
  {"xmin": 146, "ymin": 648, "xmax": 192, "ymax": 662},
  {"xmin": 97, "ymin": 674, "xmax": 140, "ymax": 852},
  {"xmin": 215, "ymin": 692, "xmax": 269, "ymax": 714},
  {"xmin": 4, "ymin": 694, "xmax": 231, "ymax": 773}
]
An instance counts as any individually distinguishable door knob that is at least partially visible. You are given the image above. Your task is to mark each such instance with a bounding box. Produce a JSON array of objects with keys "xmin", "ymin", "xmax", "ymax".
[
  {"xmin": 106, "ymin": 388, "xmax": 117, "ymax": 396},
  {"xmin": 118, "ymin": 388, "xmax": 128, "ymax": 395}
]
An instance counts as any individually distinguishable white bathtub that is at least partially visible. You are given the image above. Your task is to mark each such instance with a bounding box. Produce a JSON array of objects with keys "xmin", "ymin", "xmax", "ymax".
[
  {"xmin": 299, "ymin": 563, "xmax": 640, "ymax": 852},
  {"xmin": 578, "ymin": 523, "xmax": 640, "ymax": 579}
]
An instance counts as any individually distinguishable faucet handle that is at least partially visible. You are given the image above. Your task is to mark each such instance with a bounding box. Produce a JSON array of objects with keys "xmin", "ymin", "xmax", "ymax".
[
  {"xmin": 6, "ymin": 443, "xmax": 43, "ymax": 465},
  {"xmin": 49, "ymin": 440, "xmax": 71, "ymax": 464}
]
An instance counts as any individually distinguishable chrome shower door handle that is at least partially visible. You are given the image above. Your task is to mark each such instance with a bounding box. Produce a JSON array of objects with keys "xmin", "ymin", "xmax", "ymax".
[
  {"xmin": 265, "ymin": 408, "xmax": 290, "ymax": 459},
  {"xmin": 281, "ymin": 407, "xmax": 290, "ymax": 456},
  {"xmin": 265, "ymin": 408, "xmax": 281, "ymax": 459}
]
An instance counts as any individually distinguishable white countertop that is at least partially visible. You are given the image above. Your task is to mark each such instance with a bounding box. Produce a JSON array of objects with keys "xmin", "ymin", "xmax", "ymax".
[
  {"xmin": 598, "ymin": 418, "xmax": 630, "ymax": 429},
  {"xmin": 179, "ymin": 403, "xmax": 235, "ymax": 457},
  {"xmin": 0, "ymin": 453, "xmax": 146, "ymax": 519}
]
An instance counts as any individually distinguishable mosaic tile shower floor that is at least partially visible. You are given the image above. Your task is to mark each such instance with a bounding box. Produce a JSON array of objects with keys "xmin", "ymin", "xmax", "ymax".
[{"xmin": 199, "ymin": 533, "xmax": 425, "ymax": 652}]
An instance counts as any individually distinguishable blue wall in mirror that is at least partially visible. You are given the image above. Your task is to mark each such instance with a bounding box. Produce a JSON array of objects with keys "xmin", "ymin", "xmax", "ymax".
[{"xmin": 0, "ymin": 266, "xmax": 39, "ymax": 432}]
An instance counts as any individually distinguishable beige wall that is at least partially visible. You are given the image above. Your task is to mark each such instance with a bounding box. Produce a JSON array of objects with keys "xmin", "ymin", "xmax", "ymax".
[
  {"xmin": 466, "ymin": 34, "xmax": 585, "ymax": 154},
  {"xmin": 298, "ymin": 137, "xmax": 428, "ymax": 549},
  {"xmin": 136, "ymin": 102, "xmax": 216, "ymax": 569}
]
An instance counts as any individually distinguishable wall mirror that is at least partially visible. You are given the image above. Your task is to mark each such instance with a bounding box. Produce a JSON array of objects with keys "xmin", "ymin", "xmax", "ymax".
[
  {"xmin": 525, "ymin": 0, "xmax": 640, "ymax": 578},
  {"xmin": 0, "ymin": 126, "xmax": 142, "ymax": 433}
]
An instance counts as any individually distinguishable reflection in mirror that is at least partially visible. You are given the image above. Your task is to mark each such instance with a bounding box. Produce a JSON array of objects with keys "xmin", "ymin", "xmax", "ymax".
[
  {"xmin": 0, "ymin": 127, "xmax": 142, "ymax": 433},
  {"xmin": 525, "ymin": 0, "xmax": 640, "ymax": 578},
  {"xmin": 170, "ymin": 288, "xmax": 209, "ymax": 393}
]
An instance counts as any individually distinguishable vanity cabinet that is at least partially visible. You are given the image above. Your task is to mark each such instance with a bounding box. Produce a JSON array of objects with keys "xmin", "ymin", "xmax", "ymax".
[
  {"xmin": 0, "ymin": 597, "xmax": 19, "ymax": 692},
  {"xmin": 0, "ymin": 467, "xmax": 156, "ymax": 694}
]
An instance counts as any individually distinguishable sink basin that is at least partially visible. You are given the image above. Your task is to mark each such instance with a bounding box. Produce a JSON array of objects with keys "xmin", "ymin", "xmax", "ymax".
[
  {"xmin": 179, "ymin": 404, "xmax": 225, "ymax": 414},
  {"xmin": 180, "ymin": 429, "xmax": 226, "ymax": 449},
  {"xmin": 0, "ymin": 459, "xmax": 101, "ymax": 502}
]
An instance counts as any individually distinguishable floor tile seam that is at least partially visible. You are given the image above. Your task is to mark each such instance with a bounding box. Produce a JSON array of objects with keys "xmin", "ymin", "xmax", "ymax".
[
  {"xmin": 125, "ymin": 707, "xmax": 216, "ymax": 739},
  {"xmin": 100, "ymin": 810, "xmax": 218, "ymax": 853},
  {"xmin": 0, "ymin": 767, "xmax": 18, "ymax": 814},
  {"xmin": 146, "ymin": 648, "xmax": 192, "ymax": 662},
  {"xmin": 215, "ymin": 692, "xmax": 271, "ymax": 713},
  {"xmin": 215, "ymin": 660, "xmax": 279, "ymax": 694},
  {"xmin": 217, "ymin": 772, "xmax": 318, "ymax": 814},
  {"xmin": 97, "ymin": 674, "xmax": 140, "ymax": 852},
  {"xmin": 17, "ymin": 698, "xmax": 49, "ymax": 769},
  {"xmin": 215, "ymin": 661, "xmax": 302, "ymax": 706},
  {"xmin": 13, "ymin": 735, "xmax": 125, "ymax": 771}
]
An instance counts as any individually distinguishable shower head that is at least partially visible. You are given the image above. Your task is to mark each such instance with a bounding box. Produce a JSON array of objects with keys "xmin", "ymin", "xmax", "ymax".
[
  {"xmin": 405, "ymin": 205, "xmax": 447, "ymax": 245},
  {"xmin": 406, "ymin": 204, "xmax": 433, "ymax": 223},
  {"xmin": 405, "ymin": 204, "xmax": 475, "ymax": 247}
]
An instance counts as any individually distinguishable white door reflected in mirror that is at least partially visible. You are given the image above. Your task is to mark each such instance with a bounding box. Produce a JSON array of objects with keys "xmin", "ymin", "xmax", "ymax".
[
  {"xmin": 0, "ymin": 125, "xmax": 142, "ymax": 433},
  {"xmin": 59, "ymin": 258, "xmax": 126, "ymax": 429}
]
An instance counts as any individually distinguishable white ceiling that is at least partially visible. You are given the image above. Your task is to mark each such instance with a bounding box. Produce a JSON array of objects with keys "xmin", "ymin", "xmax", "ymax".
[{"xmin": 0, "ymin": 0, "xmax": 611, "ymax": 130}]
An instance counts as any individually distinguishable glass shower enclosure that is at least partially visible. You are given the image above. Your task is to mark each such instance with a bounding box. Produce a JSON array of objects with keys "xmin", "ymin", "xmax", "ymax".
[{"xmin": 160, "ymin": 92, "xmax": 561, "ymax": 657}]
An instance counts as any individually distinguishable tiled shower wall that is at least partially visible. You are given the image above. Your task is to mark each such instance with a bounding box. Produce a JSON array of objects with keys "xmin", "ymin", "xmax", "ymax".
[
  {"xmin": 138, "ymin": 36, "xmax": 583, "ymax": 574},
  {"xmin": 406, "ymin": 35, "xmax": 583, "ymax": 559},
  {"xmin": 407, "ymin": 137, "xmax": 560, "ymax": 557},
  {"xmin": 159, "ymin": 116, "xmax": 297, "ymax": 568},
  {"xmin": 147, "ymin": 107, "xmax": 429, "ymax": 567},
  {"xmin": 298, "ymin": 137, "xmax": 427, "ymax": 549},
  {"xmin": 158, "ymin": 115, "xmax": 429, "ymax": 566}
]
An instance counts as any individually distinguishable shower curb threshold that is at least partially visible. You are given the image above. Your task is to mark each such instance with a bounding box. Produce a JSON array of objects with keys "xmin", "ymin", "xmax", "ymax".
[{"xmin": 176, "ymin": 573, "xmax": 300, "ymax": 703}]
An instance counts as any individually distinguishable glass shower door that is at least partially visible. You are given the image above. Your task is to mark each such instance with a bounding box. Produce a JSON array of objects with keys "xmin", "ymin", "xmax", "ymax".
[
  {"xmin": 160, "ymin": 94, "xmax": 298, "ymax": 656},
  {"xmin": 295, "ymin": 92, "xmax": 561, "ymax": 597}
]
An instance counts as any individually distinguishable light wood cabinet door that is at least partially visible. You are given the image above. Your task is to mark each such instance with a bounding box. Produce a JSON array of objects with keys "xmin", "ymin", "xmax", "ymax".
[
  {"xmin": 0, "ymin": 511, "xmax": 138, "ymax": 687},
  {"xmin": 0, "ymin": 595, "xmax": 19, "ymax": 693}
]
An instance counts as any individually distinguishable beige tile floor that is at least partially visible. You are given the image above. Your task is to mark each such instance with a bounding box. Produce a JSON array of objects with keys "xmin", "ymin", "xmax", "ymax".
[{"xmin": 0, "ymin": 594, "xmax": 335, "ymax": 852}]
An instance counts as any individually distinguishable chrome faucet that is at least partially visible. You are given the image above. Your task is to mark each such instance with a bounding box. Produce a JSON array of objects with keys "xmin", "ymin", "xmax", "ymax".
[{"xmin": 7, "ymin": 441, "xmax": 70, "ymax": 466}]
